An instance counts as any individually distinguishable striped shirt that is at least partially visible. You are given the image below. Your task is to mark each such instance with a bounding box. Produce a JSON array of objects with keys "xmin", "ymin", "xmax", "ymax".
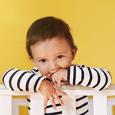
[{"xmin": 2, "ymin": 65, "xmax": 112, "ymax": 115}]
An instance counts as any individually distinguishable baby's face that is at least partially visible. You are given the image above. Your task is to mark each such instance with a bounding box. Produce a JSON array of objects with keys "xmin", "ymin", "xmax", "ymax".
[{"xmin": 31, "ymin": 37, "xmax": 76, "ymax": 78}]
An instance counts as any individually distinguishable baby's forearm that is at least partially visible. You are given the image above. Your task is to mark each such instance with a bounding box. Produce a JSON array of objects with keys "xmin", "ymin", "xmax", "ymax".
[
  {"xmin": 2, "ymin": 68, "xmax": 46, "ymax": 92},
  {"xmin": 67, "ymin": 65, "xmax": 112, "ymax": 91}
]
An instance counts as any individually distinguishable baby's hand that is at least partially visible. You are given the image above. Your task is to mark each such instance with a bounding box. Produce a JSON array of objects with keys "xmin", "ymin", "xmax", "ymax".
[
  {"xmin": 39, "ymin": 79, "xmax": 66, "ymax": 108},
  {"xmin": 52, "ymin": 69, "xmax": 68, "ymax": 87}
]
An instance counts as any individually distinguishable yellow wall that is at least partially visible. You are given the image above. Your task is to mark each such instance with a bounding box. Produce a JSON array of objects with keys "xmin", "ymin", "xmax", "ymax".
[{"xmin": 0, "ymin": 0, "xmax": 115, "ymax": 114}]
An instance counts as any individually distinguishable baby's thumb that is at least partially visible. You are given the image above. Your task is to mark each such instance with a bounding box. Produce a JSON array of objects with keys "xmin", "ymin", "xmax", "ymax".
[
  {"xmin": 44, "ymin": 97, "xmax": 48, "ymax": 107},
  {"xmin": 57, "ymin": 79, "xmax": 61, "ymax": 87}
]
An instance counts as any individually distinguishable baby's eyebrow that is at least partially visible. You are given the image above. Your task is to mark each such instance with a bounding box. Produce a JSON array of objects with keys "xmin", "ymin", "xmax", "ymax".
[
  {"xmin": 35, "ymin": 57, "xmax": 46, "ymax": 60},
  {"xmin": 56, "ymin": 51, "xmax": 67, "ymax": 54}
]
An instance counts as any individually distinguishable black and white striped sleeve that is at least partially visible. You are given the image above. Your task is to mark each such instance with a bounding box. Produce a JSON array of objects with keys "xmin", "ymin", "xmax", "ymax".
[
  {"xmin": 2, "ymin": 68, "xmax": 46, "ymax": 92},
  {"xmin": 67, "ymin": 65, "xmax": 112, "ymax": 91}
]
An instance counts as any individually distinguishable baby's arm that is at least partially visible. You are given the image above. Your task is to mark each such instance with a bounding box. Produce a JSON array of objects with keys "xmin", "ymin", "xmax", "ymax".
[
  {"xmin": 52, "ymin": 65, "xmax": 112, "ymax": 91},
  {"xmin": 2, "ymin": 68, "xmax": 45, "ymax": 92},
  {"xmin": 67, "ymin": 65, "xmax": 112, "ymax": 90},
  {"xmin": 2, "ymin": 68, "xmax": 65, "ymax": 107}
]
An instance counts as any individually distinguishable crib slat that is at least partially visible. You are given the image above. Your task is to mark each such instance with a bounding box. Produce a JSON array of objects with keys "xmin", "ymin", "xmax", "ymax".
[
  {"xmin": 93, "ymin": 96, "xmax": 107, "ymax": 115},
  {"xmin": 0, "ymin": 95, "xmax": 12, "ymax": 115},
  {"xmin": 30, "ymin": 94, "xmax": 44, "ymax": 115},
  {"xmin": 62, "ymin": 95, "xmax": 76, "ymax": 115}
]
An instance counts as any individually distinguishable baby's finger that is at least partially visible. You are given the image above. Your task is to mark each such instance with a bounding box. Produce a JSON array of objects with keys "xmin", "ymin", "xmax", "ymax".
[
  {"xmin": 57, "ymin": 78, "xmax": 61, "ymax": 87},
  {"xmin": 52, "ymin": 80, "xmax": 57, "ymax": 87},
  {"xmin": 44, "ymin": 97, "xmax": 48, "ymax": 107},
  {"xmin": 60, "ymin": 82, "xmax": 66, "ymax": 86},
  {"xmin": 52, "ymin": 76, "xmax": 57, "ymax": 84},
  {"xmin": 53, "ymin": 94, "xmax": 64, "ymax": 106},
  {"xmin": 56, "ymin": 89, "xmax": 67, "ymax": 96},
  {"xmin": 49, "ymin": 97, "xmax": 56, "ymax": 109}
]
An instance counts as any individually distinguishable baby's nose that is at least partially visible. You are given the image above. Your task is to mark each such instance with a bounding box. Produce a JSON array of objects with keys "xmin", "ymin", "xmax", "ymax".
[{"xmin": 49, "ymin": 61, "xmax": 59, "ymax": 72}]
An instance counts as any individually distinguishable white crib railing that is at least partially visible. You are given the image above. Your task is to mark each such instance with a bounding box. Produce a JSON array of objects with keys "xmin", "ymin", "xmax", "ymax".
[{"xmin": 0, "ymin": 84, "xmax": 115, "ymax": 115}]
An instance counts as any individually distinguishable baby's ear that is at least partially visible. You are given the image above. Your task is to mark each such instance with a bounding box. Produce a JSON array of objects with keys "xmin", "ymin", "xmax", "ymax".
[{"xmin": 72, "ymin": 47, "xmax": 77, "ymax": 60}]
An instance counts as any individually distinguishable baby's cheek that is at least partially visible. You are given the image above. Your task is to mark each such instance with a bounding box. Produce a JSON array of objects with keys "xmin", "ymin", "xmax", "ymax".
[
  {"xmin": 59, "ymin": 62, "xmax": 71, "ymax": 69},
  {"xmin": 37, "ymin": 66, "xmax": 49, "ymax": 76}
]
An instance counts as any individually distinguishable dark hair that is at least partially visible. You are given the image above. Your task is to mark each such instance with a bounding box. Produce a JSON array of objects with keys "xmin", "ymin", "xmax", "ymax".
[{"xmin": 26, "ymin": 16, "xmax": 77, "ymax": 58}]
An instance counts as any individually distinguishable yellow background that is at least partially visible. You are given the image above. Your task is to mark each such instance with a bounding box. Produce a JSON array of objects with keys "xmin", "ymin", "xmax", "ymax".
[{"xmin": 0, "ymin": 0, "xmax": 115, "ymax": 115}]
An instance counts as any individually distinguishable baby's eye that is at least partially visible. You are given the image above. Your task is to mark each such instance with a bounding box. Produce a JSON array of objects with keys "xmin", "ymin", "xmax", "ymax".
[
  {"xmin": 57, "ymin": 55, "xmax": 64, "ymax": 59},
  {"xmin": 38, "ymin": 59, "xmax": 46, "ymax": 63}
]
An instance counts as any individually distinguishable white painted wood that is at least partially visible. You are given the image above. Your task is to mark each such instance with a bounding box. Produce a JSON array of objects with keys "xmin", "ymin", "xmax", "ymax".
[
  {"xmin": 62, "ymin": 95, "xmax": 76, "ymax": 115},
  {"xmin": 88, "ymin": 99, "xmax": 93, "ymax": 115},
  {"xmin": 107, "ymin": 98, "xmax": 115, "ymax": 115},
  {"xmin": 1, "ymin": 85, "xmax": 115, "ymax": 96},
  {"xmin": 108, "ymin": 102, "xmax": 112, "ymax": 115},
  {"xmin": 30, "ymin": 94, "xmax": 44, "ymax": 115},
  {"xmin": 93, "ymin": 96, "xmax": 107, "ymax": 115},
  {"xmin": 12, "ymin": 98, "xmax": 115, "ymax": 115},
  {"xmin": 13, "ymin": 99, "xmax": 28, "ymax": 115},
  {"xmin": 1, "ymin": 84, "xmax": 115, "ymax": 115},
  {"xmin": 0, "ymin": 95, "xmax": 12, "ymax": 115},
  {"xmin": 11, "ymin": 98, "xmax": 115, "ymax": 115},
  {"xmin": 61, "ymin": 85, "xmax": 115, "ymax": 96}
]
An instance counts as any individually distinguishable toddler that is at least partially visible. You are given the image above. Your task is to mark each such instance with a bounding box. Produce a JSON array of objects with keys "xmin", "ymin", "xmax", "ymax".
[{"xmin": 2, "ymin": 16, "xmax": 112, "ymax": 115}]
